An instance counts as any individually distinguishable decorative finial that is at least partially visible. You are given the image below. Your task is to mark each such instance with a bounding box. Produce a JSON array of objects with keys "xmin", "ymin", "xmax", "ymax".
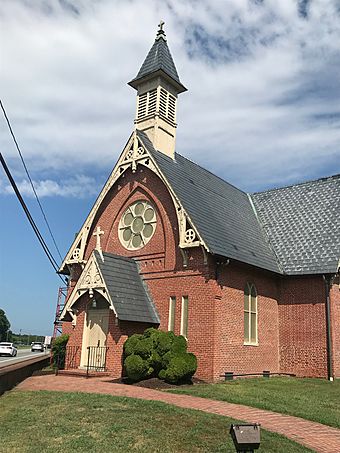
[{"xmin": 156, "ymin": 20, "xmax": 166, "ymax": 40}]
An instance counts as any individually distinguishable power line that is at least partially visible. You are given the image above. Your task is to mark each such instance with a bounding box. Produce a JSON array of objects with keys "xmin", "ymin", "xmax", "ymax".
[
  {"xmin": 0, "ymin": 99, "xmax": 63, "ymax": 262},
  {"xmin": 0, "ymin": 152, "xmax": 66, "ymax": 284}
]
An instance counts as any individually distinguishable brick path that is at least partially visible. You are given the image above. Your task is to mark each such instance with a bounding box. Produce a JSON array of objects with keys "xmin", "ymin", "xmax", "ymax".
[{"xmin": 16, "ymin": 375, "xmax": 340, "ymax": 453}]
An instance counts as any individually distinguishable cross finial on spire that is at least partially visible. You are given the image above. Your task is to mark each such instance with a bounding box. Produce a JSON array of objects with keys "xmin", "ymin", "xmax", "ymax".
[{"xmin": 156, "ymin": 19, "xmax": 166, "ymax": 40}]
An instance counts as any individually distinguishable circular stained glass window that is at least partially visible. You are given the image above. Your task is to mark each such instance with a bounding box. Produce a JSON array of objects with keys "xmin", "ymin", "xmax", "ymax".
[{"xmin": 119, "ymin": 200, "xmax": 157, "ymax": 250}]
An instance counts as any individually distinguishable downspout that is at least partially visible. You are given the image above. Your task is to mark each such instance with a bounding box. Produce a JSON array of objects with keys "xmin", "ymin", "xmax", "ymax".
[{"xmin": 323, "ymin": 275, "xmax": 333, "ymax": 381}]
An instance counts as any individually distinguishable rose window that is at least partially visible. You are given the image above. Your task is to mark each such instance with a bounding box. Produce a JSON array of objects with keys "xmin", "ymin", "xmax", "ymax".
[{"xmin": 119, "ymin": 201, "xmax": 157, "ymax": 250}]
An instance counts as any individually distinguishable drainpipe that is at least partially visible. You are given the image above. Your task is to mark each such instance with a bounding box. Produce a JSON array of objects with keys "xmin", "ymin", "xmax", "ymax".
[{"xmin": 323, "ymin": 275, "xmax": 333, "ymax": 381}]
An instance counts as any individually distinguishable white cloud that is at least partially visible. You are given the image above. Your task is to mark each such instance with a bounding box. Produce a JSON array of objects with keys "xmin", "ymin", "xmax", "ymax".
[
  {"xmin": 0, "ymin": 0, "xmax": 339, "ymax": 193},
  {"xmin": 0, "ymin": 174, "xmax": 99, "ymax": 198}
]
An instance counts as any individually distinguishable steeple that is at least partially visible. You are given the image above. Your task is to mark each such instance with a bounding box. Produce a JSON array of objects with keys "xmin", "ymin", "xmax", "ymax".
[{"xmin": 128, "ymin": 21, "xmax": 187, "ymax": 159}]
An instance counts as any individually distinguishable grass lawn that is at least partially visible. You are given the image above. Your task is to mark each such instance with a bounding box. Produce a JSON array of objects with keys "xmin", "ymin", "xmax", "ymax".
[
  {"xmin": 168, "ymin": 377, "xmax": 340, "ymax": 429},
  {"xmin": 0, "ymin": 390, "xmax": 313, "ymax": 453}
]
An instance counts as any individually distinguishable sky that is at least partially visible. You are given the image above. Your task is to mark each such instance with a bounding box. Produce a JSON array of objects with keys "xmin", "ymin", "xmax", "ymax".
[{"xmin": 0, "ymin": 0, "xmax": 340, "ymax": 335}]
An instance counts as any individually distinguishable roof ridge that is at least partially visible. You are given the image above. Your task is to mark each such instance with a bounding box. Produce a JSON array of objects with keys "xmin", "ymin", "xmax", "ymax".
[
  {"xmin": 253, "ymin": 173, "xmax": 340, "ymax": 195},
  {"xmin": 247, "ymin": 193, "xmax": 284, "ymax": 274}
]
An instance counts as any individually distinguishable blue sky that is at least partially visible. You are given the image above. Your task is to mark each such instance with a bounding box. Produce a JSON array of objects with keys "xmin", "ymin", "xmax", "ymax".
[{"xmin": 0, "ymin": 0, "xmax": 340, "ymax": 335}]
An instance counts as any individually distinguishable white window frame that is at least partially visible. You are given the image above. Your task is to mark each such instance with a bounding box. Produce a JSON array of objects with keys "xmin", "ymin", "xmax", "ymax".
[
  {"xmin": 244, "ymin": 283, "xmax": 258, "ymax": 346},
  {"xmin": 180, "ymin": 296, "xmax": 189, "ymax": 339}
]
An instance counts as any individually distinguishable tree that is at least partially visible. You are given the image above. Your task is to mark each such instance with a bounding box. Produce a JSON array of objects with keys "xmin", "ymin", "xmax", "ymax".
[{"xmin": 0, "ymin": 309, "xmax": 10, "ymax": 342}]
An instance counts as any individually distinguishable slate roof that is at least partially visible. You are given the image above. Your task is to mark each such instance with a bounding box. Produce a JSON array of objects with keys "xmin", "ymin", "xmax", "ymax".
[
  {"xmin": 128, "ymin": 29, "xmax": 186, "ymax": 92},
  {"xmin": 137, "ymin": 130, "xmax": 340, "ymax": 276},
  {"xmin": 137, "ymin": 130, "xmax": 281, "ymax": 274},
  {"xmin": 94, "ymin": 250, "xmax": 159, "ymax": 324},
  {"xmin": 251, "ymin": 175, "xmax": 340, "ymax": 275}
]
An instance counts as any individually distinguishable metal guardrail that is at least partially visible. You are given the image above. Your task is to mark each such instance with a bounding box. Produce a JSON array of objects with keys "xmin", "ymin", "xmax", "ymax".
[
  {"xmin": 54, "ymin": 345, "xmax": 109, "ymax": 378},
  {"xmin": 86, "ymin": 346, "xmax": 109, "ymax": 377},
  {"xmin": 64, "ymin": 345, "xmax": 80, "ymax": 370}
]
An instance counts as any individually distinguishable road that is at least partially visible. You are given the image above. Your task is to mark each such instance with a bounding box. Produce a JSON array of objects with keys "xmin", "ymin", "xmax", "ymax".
[{"xmin": 0, "ymin": 348, "xmax": 50, "ymax": 369}]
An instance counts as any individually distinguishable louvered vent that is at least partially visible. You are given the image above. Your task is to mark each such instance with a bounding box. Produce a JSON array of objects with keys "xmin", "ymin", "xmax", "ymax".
[
  {"xmin": 138, "ymin": 92, "xmax": 147, "ymax": 118},
  {"xmin": 160, "ymin": 88, "xmax": 168, "ymax": 116},
  {"xmin": 138, "ymin": 88, "xmax": 176, "ymax": 123},
  {"xmin": 148, "ymin": 89, "xmax": 157, "ymax": 114},
  {"xmin": 168, "ymin": 94, "xmax": 176, "ymax": 122},
  {"xmin": 159, "ymin": 88, "xmax": 176, "ymax": 123}
]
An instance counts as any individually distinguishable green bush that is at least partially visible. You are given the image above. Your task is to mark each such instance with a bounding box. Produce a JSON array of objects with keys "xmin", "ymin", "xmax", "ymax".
[
  {"xmin": 143, "ymin": 327, "xmax": 159, "ymax": 338},
  {"xmin": 133, "ymin": 337, "xmax": 153, "ymax": 359},
  {"xmin": 123, "ymin": 334, "xmax": 144, "ymax": 357},
  {"xmin": 51, "ymin": 334, "xmax": 69, "ymax": 369},
  {"xmin": 124, "ymin": 354, "xmax": 151, "ymax": 382},
  {"xmin": 161, "ymin": 350, "xmax": 175, "ymax": 369},
  {"xmin": 161, "ymin": 353, "xmax": 197, "ymax": 384},
  {"xmin": 171, "ymin": 335, "xmax": 187, "ymax": 354},
  {"xmin": 123, "ymin": 334, "xmax": 153, "ymax": 359},
  {"xmin": 148, "ymin": 350, "xmax": 162, "ymax": 374},
  {"xmin": 155, "ymin": 331, "xmax": 175, "ymax": 356},
  {"xmin": 123, "ymin": 328, "xmax": 197, "ymax": 384}
]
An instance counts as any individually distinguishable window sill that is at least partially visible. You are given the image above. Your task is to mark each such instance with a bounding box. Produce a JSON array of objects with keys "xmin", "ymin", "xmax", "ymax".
[{"xmin": 243, "ymin": 342, "xmax": 259, "ymax": 347}]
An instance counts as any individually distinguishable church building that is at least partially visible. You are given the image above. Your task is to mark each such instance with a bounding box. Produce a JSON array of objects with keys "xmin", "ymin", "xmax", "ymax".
[{"xmin": 59, "ymin": 24, "xmax": 340, "ymax": 381}]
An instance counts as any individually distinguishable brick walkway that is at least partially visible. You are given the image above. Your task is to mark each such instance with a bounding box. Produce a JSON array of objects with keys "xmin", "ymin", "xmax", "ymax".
[{"xmin": 17, "ymin": 375, "xmax": 340, "ymax": 453}]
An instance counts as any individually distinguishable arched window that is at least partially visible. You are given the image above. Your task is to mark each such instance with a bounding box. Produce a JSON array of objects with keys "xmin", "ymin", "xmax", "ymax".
[{"xmin": 244, "ymin": 283, "xmax": 258, "ymax": 345}]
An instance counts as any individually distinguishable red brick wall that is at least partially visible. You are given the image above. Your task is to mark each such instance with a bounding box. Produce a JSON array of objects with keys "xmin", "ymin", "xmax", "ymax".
[
  {"xmin": 278, "ymin": 276, "xmax": 328, "ymax": 378},
  {"xmin": 330, "ymin": 280, "xmax": 340, "ymax": 378},
  {"xmin": 62, "ymin": 294, "xmax": 152, "ymax": 378},
  {"xmin": 61, "ymin": 164, "xmax": 334, "ymax": 381},
  {"xmin": 63, "ymin": 166, "xmax": 218, "ymax": 380},
  {"xmin": 214, "ymin": 261, "xmax": 280, "ymax": 380}
]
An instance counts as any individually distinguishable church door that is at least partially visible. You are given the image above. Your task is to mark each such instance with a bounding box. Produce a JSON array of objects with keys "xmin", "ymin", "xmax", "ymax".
[{"xmin": 80, "ymin": 308, "xmax": 109, "ymax": 369}]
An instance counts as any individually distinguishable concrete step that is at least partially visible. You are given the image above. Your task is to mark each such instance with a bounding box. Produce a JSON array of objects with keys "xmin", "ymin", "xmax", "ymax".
[{"xmin": 57, "ymin": 369, "xmax": 111, "ymax": 378}]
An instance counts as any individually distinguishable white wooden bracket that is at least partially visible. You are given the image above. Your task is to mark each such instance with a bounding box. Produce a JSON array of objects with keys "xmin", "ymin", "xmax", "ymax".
[{"xmin": 59, "ymin": 130, "xmax": 210, "ymax": 274}]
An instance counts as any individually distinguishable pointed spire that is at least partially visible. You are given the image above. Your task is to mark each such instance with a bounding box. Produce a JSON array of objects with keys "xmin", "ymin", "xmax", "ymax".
[{"xmin": 128, "ymin": 22, "xmax": 187, "ymax": 93}]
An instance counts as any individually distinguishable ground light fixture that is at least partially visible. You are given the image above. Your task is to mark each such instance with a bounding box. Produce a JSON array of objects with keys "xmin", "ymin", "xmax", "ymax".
[{"xmin": 229, "ymin": 423, "xmax": 261, "ymax": 452}]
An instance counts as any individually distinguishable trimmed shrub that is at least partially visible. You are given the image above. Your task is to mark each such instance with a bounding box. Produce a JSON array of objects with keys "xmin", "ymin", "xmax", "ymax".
[
  {"xmin": 171, "ymin": 335, "xmax": 187, "ymax": 354},
  {"xmin": 133, "ymin": 337, "xmax": 153, "ymax": 359},
  {"xmin": 124, "ymin": 354, "xmax": 151, "ymax": 382},
  {"xmin": 123, "ymin": 334, "xmax": 144, "ymax": 357},
  {"xmin": 161, "ymin": 350, "xmax": 175, "ymax": 369},
  {"xmin": 143, "ymin": 327, "xmax": 159, "ymax": 338},
  {"xmin": 51, "ymin": 334, "xmax": 69, "ymax": 369},
  {"xmin": 123, "ymin": 328, "xmax": 197, "ymax": 384},
  {"xmin": 155, "ymin": 331, "xmax": 175, "ymax": 356},
  {"xmin": 124, "ymin": 334, "xmax": 153, "ymax": 359},
  {"xmin": 158, "ymin": 369, "xmax": 166, "ymax": 380},
  {"xmin": 161, "ymin": 353, "xmax": 197, "ymax": 384},
  {"xmin": 148, "ymin": 350, "xmax": 162, "ymax": 374}
]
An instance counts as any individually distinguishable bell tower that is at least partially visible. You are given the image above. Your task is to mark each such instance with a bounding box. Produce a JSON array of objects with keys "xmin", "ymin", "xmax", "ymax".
[{"xmin": 128, "ymin": 21, "xmax": 187, "ymax": 159}]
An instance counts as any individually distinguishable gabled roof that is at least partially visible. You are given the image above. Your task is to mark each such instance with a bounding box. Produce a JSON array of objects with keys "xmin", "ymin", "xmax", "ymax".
[
  {"xmin": 128, "ymin": 28, "xmax": 187, "ymax": 93},
  {"xmin": 137, "ymin": 130, "xmax": 281, "ymax": 274},
  {"xmin": 95, "ymin": 251, "xmax": 160, "ymax": 324},
  {"xmin": 251, "ymin": 175, "xmax": 340, "ymax": 275},
  {"xmin": 137, "ymin": 130, "xmax": 340, "ymax": 276}
]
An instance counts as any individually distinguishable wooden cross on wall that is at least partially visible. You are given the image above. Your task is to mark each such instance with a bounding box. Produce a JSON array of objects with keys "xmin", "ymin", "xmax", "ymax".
[{"xmin": 93, "ymin": 226, "xmax": 104, "ymax": 252}]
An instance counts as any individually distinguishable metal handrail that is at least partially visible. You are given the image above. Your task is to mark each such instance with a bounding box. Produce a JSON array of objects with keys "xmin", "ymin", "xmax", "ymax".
[
  {"xmin": 86, "ymin": 346, "xmax": 109, "ymax": 378},
  {"xmin": 65, "ymin": 345, "xmax": 80, "ymax": 369}
]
